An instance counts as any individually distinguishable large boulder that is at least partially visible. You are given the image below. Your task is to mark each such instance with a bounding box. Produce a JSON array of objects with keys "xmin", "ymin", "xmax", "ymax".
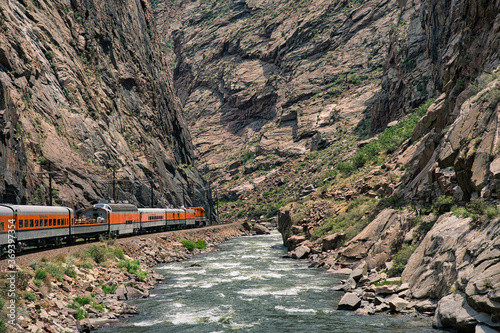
[
  {"xmin": 402, "ymin": 213, "xmax": 472, "ymax": 299},
  {"xmin": 322, "ymin": 233, "xmax": 346, "ymax": 251},
  {"xmin": 252, "ymin": 223, "xmax": 270, "ymax": 235},
  {"xmin": 337, "ymin": 293, "xmax": 362, "ymax": 311},
  {"xmin": 278, "ymin": 207, "xmax": 293, "ymax": 249},
  {"xmin": 386, "ymin": 295, "xmax": 409, "ymax": 312},
  {"xmin": 287, "ymin": 235, "xmax": 306, "ymax": 250},
  {"xmin": 290, "ymin": 245, "xmax": 311, "ymax": 260},
  {"xmin": 433, "ymin": 292, "xmax": 478, "ymax": 333},
  {"xmin": 349, "ymin": 261, "xmax": 368, "ymax": 283}
]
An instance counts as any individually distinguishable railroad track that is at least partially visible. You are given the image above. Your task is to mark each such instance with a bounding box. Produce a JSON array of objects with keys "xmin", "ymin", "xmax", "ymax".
[{"xmin": 0, "ymin": 222, "xmax": 241, "ymax": 269}]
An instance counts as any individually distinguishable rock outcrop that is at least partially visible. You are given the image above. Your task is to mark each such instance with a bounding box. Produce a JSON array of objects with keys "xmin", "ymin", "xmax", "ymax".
[
  {"xmin": 402, "ymin": 214, "xmax": 500, "ymax": 332},
  {"xmin": 0, "ymin": 0, "xmax": 213, "ymax": 214},
  {"xmin": 340, "ymin": 208, "xmax": 413, "ymax": 269},
  {"xmin": 380, "ymin": 0, "xmax": 500, "ymax": 203}
]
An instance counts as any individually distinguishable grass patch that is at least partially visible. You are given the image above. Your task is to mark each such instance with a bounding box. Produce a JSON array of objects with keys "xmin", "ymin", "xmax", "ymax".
[
  {"xmin": 23, "ymin": 292, "xmax": 36, "ymax": 302},
  {"xmin": 388, "ymin": 244, "xmax": 417, "ymax": 277},
  {"xmin": 312, "ymin": 196, "xmax": 379, "ymax": 240},
  {"xmin": 35, "ymin": 269, "xmax": 47, "ymax": 280},
  {"xmin": 64, "ymin": 265, "xmax": 77, "ymax": 278},
  {"xmin": 86, "ymin": 244, "xmax": 108, "ymax": 263},
  {"xmin": 73, "ymin": 296, "xmax": 93, "ymax": 306},
  {"xmin": 117, "ymin": 259, "xmax": 148, "ymax": 280},
  {"xmin": 101, "ymin": 284, "xmax": 118, "ymax": 295},
  {"xmin": 44, "ymin": 262, "xmax": 64, "ymax": 282},
  {"xmin": 374, "ymin": 280, "xmax": 402, "ymax": 287},
  {"xmin": 180, "ymin": 239, "xmax": 208, "ymax": 251},
  {"xmin": 452, "ymin": 199, "xmax": 500, "ymax": 228},
  {"xmin": 349, "ymin": 99, "xmax": 435, "ymax": 170},
  {"xmin": 81, "ymin": 262, "xmax": 93, "ymax": 269}
]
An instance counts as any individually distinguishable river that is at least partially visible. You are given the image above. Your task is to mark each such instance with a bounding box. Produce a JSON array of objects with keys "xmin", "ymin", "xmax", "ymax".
[{"xmin": 100, "ymin": 231, "xmax": 439, "ymax": 333}]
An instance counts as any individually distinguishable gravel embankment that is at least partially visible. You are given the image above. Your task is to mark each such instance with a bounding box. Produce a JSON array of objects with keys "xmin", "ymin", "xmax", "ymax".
[{"xmin": 0, "ymin": 222, "xmax": 245, "ymax": 269}]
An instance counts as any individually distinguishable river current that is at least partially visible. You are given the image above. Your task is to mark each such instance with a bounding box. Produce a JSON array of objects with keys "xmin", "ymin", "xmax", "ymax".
[{"xmin": 100, "ymin": 231, "xmax": 439, "ymax": 333}]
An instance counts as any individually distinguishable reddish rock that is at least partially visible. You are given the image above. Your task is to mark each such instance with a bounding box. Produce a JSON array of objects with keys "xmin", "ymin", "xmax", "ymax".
[{"xmin": 322, "ymin": 233, "xmax": 346, "ymax": 251}]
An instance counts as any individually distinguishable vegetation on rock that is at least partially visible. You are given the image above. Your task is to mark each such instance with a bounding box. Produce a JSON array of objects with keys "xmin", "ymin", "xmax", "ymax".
[{"xmin": 180, "ymin": 239, "xmax": 208, "ymax": 251}]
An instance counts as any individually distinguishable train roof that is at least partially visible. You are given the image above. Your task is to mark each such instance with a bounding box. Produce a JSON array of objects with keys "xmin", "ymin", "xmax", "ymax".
[
  {"xmin": 166, "ymin": 208, "xmax": 186, "ymax": 213},
  {"xmin": 186, "ymin": 207, "xmax": 205, "ymax": 211},
  {"xmin": 0, "ymin": 204, "xmax": 74, "ymax": 215},
  {"xmin": 92, "ymin": 203, "xmax": 138, "ymax": 213},
  {"xmin": 0, "ymin": 205, "xmax": 14, "ymax": 216},
  {"xmin": 138, "ymin": 208, "xmax": 168, "ymax": 214}
]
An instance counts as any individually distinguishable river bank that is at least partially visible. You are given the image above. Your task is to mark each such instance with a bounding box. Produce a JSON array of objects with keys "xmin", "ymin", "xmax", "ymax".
[
  {"xmin": 1, "ymin": 222, "xmax": 250, "ymax": 333},
  {"xmin": 279, "ymin": 206, "xmax": 500, "ymax": 333}
]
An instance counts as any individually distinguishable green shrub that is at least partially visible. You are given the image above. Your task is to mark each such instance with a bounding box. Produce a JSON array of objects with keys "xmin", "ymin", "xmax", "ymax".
[
  {"xmin": 64, "ymin": 265, "xmax": 77, "ymax": 279},
  {"xmin": 195, "ymin": 240, "xmax": 207, "ymax": 250},
  {"xmin": 33, "ymin": 279, "xmax": 42, "ymax": 288},
  {"xmin": 467, "ymin": 198, "xmax": 487, "ymax": 215},
  {"xmin": 388, "ymin": 245, "xmax": 416, "ymax": 277},
  {"xmin": 74, "ymin": 296, "xmax": 93, "ymax": 306},
  {"xmin": 413, "ymin": 215, "xmax": 436, "ymax": 239},
  {"xmin": 45, "ymin": 50, "xmax": 55, "ymax": 61},
  {"xmin": 0, "ymin": 319, "xmax": 6, "ymax": 333},
  {"xmin": 81, "ymin": 262, "xmax": 93, "ymax": 269},
  {"xmin": 180, "ymin": 239, "xmax": 208, "ymax": 251},
  {"xmin": 180, "ymin": 239, "xmax": 196, "ymax": 251},
  {"xmin": 336, "ymin": 161, "xmax": 354, "ymax": 175},
  {"xmin": 113, "ymin": 248, "xmax": 125, "ymax": 260},
  {"xmin": 486, "ymin": 207, "xmax": 499, "ymax": 219},
  {"xmin": 16, "ymin": 271, "xmax": 31, "ymax": 290},
  {"xmin": 0, "ymin": 298, "xmax": 4, "ymax": 309},
  {"xmin": 451, "ymin": 205, "xmax": 469, "ymax": 218},
  {"xmin": 74, "ymin": 307, "xmax": 86, "ymax": 320},
  {"xmin": 352, "ymin": 98, "xmax": 435, "ymax": 169},
  {"xmin": 99, "ymin": 234, "xmax": 116, "ymax": 246},
  {"xmin": 384, "ymin": 195, "xmax": 406, "ymax": 209},
  {"xmin": 45, "ymin": 263, "xmax": 64, "ymax": 282},
  {"xmin": 374, "ymin": 280, "xmax": 402, "ymax": 287},
  {"xmin": 92, "ymin": 301, "xmax": 104, "ymax": 312},
  {"xmin": 240, "ymin": 150, "xmax": 255, "ymax": 164},
  {"xmin": 29, "ymin": 262, "xmax": 37, "ymax": 270},
  {"xmin": 312, "ymin": 196, "xmax": 379, "ymax": 240},
  {"xmin": 117, "ymin": 259, "xmax": 148, "ymax": 279},
  {"xmin": 24, "ymin": 292, "xmax": 36, "ymax": 302},
  {"xmin": 35, "ymin": 269, "xmax": 48, "ymax": 280},
  {"xmin": 101, "ymin": 284, "xmax": 118, "ymax": 295},
  {"xmin": 436, "ymin": 195, "xmax": 453, "ymax": 205},
  {"xmin": 86, "ymin": 244, "xmax": 108, "ymax": 263}
]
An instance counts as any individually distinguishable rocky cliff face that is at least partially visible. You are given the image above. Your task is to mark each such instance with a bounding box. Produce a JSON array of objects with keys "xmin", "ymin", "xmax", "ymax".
[
  {"xmin": 380, "ymin": 0, "xmax": 500, "ymax": 203},
  {"xmin": 156, "ymin": 0, "xmax": 400, "ymax": 174},
  {"xmin": 0, "ymin": 0, "xmax": 213, "ymax": 214}
]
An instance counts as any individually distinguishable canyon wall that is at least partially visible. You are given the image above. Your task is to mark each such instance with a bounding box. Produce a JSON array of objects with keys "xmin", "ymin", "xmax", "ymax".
[{"xmin": 0, "ymin": 0, "xmax": 214, "ymax": 216}]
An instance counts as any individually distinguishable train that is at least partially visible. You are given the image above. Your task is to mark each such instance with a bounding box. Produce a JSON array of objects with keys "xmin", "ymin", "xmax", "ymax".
[{"xmin": 0, "ymin": 201, "xmax": 207, "ymax": 255}]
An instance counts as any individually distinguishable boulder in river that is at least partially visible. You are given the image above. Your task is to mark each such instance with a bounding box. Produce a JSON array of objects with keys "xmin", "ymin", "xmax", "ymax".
[
  {"xmin": 338, "ymin": 293, "xmax": 362, "ymax": 310},
  {"xmin": 291, "ymin": 245, "xmax": 311, "ymax": 259},
  {"xmin": 252, "ymin": 223, "xmax": 271, "ymax": 235}
]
